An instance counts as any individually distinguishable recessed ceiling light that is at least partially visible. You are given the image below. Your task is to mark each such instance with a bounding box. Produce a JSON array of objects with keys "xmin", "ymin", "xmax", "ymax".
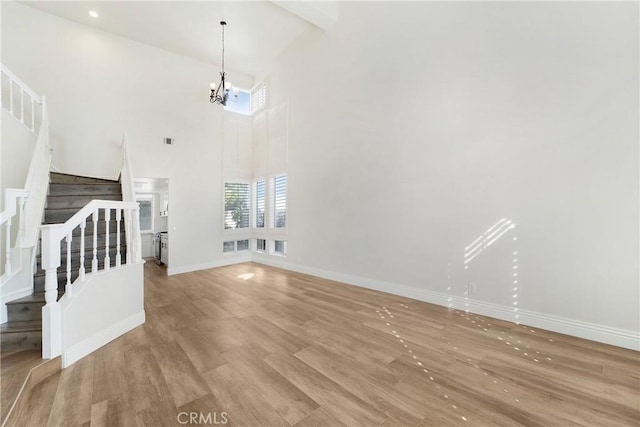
[{"xmin": 89, "ymin": 10, "xmax": 99, "ymax": 18}]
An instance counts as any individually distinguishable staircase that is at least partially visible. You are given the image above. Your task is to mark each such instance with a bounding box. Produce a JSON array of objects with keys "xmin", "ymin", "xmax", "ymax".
[{"xmin": 1, "ymin": 173, "xmax": 125, "ymax": 351}]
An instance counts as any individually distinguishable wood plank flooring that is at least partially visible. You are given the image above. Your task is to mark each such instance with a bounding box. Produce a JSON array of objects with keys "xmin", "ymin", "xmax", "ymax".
[
  {"xmin": 0, "ymin": 349, "xmax": 42, "ymax": 423},
  {"xmin": 8, "ymin": 261, "xmax": 640, "ymax": 426}
]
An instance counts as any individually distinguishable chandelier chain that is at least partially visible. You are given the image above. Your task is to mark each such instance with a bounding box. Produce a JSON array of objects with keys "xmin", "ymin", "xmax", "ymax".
[
  {"xmin": 221, "ymin": 22, "xmax": 225, "ymax": 75},
  {"xmin": 210, "ymin": 21, "xmax": 234, "ymax": 106}
]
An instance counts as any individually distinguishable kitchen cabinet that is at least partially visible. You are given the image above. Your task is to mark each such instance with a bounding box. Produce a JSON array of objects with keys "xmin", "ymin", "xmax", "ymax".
[{"xmin": 159, "ymin": 192, "xmax": 169, "ymax": 217}]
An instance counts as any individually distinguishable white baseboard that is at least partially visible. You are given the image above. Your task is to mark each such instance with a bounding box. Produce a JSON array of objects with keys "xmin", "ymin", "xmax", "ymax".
[
  {"xmin": 167, "ymin": 254, "xmax": 252, "ymax": 276},
  {"xmin": 253, "ymin": 257, "xmax": 640, "ymax": 351},
  {"xmin": 62, "ymin": 310, "xmax": 145, "ymax": 368}
]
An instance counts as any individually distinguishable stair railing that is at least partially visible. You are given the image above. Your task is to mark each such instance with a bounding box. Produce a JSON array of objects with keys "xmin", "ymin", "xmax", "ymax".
[
  {"xmin": 0, "ymin": 190, "xmax": 29, "ymax": 277},
  {"xmin": 18, "ymin": 102, "xmax": 52, "ymax": 249},
  {"xmin": 120, "ymin": 133, "xmax": 142, "ymax": 262},
  {"xmin": 40, "ymin": 200, "xmax": 141, "ymax": 358},
  {"xmin": 0, "ymin": 65, "xmax": 51, "ymax": 282},
  {"xmin": 1, "ymin": 64, "xmax": 44, "ymax": 134}
]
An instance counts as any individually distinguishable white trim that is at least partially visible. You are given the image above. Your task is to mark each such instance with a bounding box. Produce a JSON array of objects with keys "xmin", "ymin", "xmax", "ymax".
[
  {"xmin": 250, "ymin": 81, "xmax": 268, "ymax": 115},
  {"xmin": 268, "ymin": 173, "xmax": 288, "ymax": 232},
  {"xmin": 167, "ymin": 253, "xmax": 252, "ymax": 276},
  {"xmin": 252, "ymin": 257, "xmax": 640, "ymax": 351},
  {"xmin": 222, "ymin": 178, "xmax": 251, "ymax": 233},
  {"xmin": 62, "ymin": 310, "xmax": 145, "ymax": 368}
]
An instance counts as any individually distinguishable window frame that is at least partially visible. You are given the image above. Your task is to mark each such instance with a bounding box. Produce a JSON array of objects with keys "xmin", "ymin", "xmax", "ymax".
[
  {"xmin": 250, "ymin": 81, "xmax": 268, "ymax": 115},
  {"xmin": 223, "ymin": 239, "xmax": 251, "ymax": 255},
  {"xmin": 222, "ymin": 178, "xmax": 251, "ymax": 234},
  {"xmin": 254, "ymin": 178, "xmax": 266, "ymax": 229},
  {"xmin": 269, "ymin": 173, "xmax": 288, "ymax": 232},
  {"xmin": 254, "ymin": 238, "xmax": 267, "ymax": 253},
  {"xmin": 271, "ymin": 239, "xmax": 287, "ymax": 256}
]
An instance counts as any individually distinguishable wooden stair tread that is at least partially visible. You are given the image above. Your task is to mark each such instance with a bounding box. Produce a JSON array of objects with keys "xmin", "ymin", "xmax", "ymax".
[
  {"xmin": 5, "ymin": 293, "xmax": 64, "ymax": 305},
  {"xmin": 5, "ymin": 294, "xmax": 46, "ymax": 305},
  {"xmin": 1, "ymin": 321, "xmax": 42, "ymax": 333},
  {"xmin": 50, "ymin": 172, "xmax": 119, "ymax": 185}
]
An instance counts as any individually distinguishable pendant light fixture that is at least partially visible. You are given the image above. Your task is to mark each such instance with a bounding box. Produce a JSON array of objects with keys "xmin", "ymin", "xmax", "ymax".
[{"xmin": 209, "ymin": 21, "xmax": 237, "ymax": 106}]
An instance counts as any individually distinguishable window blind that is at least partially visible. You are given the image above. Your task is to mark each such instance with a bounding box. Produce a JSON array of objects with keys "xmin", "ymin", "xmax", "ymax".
[
  {"xmin": 271, "ymin": 175, "xmax": 287, "ymax": 228},
  {"xmin": 224, "ymin": 182, "xmax": 250, "ymax": 229},
  {"xmin": 255, "ymin": 180, "xmax": 265, "ymax": 228},
  {"xmin": 251, "ymin": 82, "xmax": 267, "ymax": 114}
]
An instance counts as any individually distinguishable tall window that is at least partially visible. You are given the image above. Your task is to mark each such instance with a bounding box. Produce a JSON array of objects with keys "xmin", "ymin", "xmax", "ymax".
[
  {"xmin": 224, "ymin": 182, "xmax": 250, "ymax": 229},
  {"xmin": 255, "ymin": 179, "xmax": 265, "ymax": 228},
  {"xmin": 270, "ymin": 174, "xmax": 287, "ymax": 228}
]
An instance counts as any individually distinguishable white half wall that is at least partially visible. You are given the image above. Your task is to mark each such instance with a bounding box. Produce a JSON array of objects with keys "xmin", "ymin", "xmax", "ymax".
[{"xmin": 60, "ymin": 262, "xmax": 145, "ymax": 367}]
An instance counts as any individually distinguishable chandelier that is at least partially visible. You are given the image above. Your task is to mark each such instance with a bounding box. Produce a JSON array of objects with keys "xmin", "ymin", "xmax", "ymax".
[{"xmin": 209, "ymin": 21, "xmax": 237, "ymax": 106}]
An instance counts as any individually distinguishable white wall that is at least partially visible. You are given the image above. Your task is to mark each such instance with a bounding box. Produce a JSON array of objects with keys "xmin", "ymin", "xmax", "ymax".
[
  {"xmin": 260, "ymin": 2, "xmax": 639, "ymax": 337},
  {"xmin": 2, "ymin": 2, "xmax": 637, "ymax": 346},
  {"xmin": 1, "ymin": 110, "xmax": 36, "ymax": 268},
  {"xmin": 1, "ymin": 2, "xmax": 253, "ymax": 273},
  {"xmin": 1, "ymin": 111, "xmax": 36, "ymax": 210}
]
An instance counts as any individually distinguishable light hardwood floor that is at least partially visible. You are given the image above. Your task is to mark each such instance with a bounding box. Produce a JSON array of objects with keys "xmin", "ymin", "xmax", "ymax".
[
  {"xmin": 1, "ymin": 349, "xmax": 42, "ymax": 423},
  {"xmin": 8, "ymin": 261, "xmax": 640, "ymax": 426}
]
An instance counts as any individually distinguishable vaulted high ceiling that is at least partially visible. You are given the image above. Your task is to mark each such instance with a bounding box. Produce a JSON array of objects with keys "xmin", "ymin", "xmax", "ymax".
[{"xmin": 19, "ymin": 1, "xmax": 323, "ymax": 77}]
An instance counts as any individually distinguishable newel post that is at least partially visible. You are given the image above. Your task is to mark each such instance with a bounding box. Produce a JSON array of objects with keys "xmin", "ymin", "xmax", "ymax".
[{"xmin": 41, "ymin": 224, "xmax": 62, "ymax": 358}]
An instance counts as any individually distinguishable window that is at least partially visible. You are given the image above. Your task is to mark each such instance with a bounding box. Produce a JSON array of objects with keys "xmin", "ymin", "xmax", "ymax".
[
  {"xmin": 270, "ymin": 174, "xmax": 287, "ymax": 228},
  {"xmin": 255, "ymin": 180, "xmax": 265, "ymax": 228},
  {"xmin": 273, "ymin": 240, "xmax": 287, "ymax": 256},
  {"xmin": 224, "ymin": 88, "xmax": 251, "ymax": 115},
  {"xmin": 224, "ymin": 181, "xmax": 250, "ymax": 230},
  {"xmin": 137, "ymin": 197, "xmax": 153, "ymax": 232},
  {"xmin": 251, "ymin": 82, "xmax": 267, "ymax": 114},
  {"xmin": 237, "ymin": 239, "xmax": 249, "ymax": 251},
  {"xmin": 223, "ymin": 239, "xmax": 250, "ymax": 253},
  {"xmin": 256, "ymin": 238, "xmax": 266, "ymax": 252}
]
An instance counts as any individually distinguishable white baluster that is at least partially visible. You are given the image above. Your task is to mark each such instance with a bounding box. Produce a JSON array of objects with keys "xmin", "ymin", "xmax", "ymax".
[
  {"xmin": 18, "ymin": 196, "xmax": 26, "ymax": 246},
  {"xmin": 79, "ymin": 219, "xmax": 86, "ymax": 281},
  {"xmin": 104, "ymin": 208, "xmax": 111, "ymax": 270},
  {"xmin": 125, "ymin": 210, "xmax": 132, "ymax": 265},
  {"xmin": 135, "ymin": 207, "xmax": 141, "ymax": 261},
  {"xmin": 4, "ymin": 217, "xmax": 11, "ymax": 276},
  {"xmin": 9, "ymin": 80, "xmax": 13, "ymax": 115},
  {"xmin": 41, "ymin": 225, "xmax": 61, "ymax": 358},
  {"xmin": 65, "ymin": 232, "xmax": 72, "ymax": 297},
  {"xmin": 115, "ymin": 208, "xmax": 121, "ymax": 268},
  {"xmin": 31, "ymin": 98, "xmax": 35, "ymax": 132},
  {"xmin": 92, "ymin": 210, "xmax": 98, "ymax": 272},
  {"xmin": 20, "ymin": 89, "xmax": 24, "ymax": 124}
]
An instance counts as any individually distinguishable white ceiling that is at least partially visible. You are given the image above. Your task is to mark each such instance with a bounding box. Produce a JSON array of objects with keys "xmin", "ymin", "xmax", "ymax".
[{"xmin": 20, "ymin": 1, "xmax": 313, "ymax": 77}]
